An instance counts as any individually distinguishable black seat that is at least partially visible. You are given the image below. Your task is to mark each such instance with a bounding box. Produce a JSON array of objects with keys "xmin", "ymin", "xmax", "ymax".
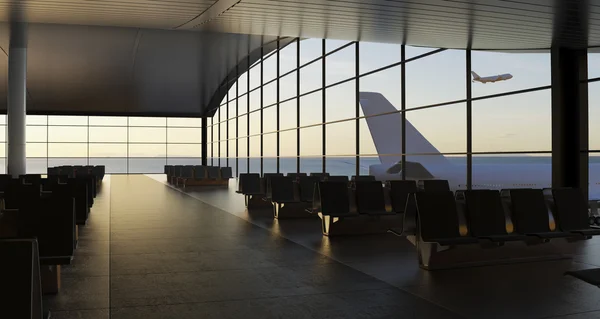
[
  {"xmin": 415, "ymin": 191, "xmax": 478, "ymax": 246},
  {"xmin": 317, "ymin": 181, "xmax": 355, "ymax": 217},
  {"xmin": 298, "ymin": 176, "xmax": 320, "ymax": 203},
  {"xmin": 351, "ymin": 175, "xmax": 376, "ymax": 182},
  {"xmin": 355, "ymin": 181, "xmax": 390, "ymax": 215},
  {"xmin": 237, "ymin": 173, "xmax": 263, "ymax": 195},
  {"xmin": 464, "ymin": 190, "xmax": 527, "ymax": 242},
  {"xmin": 287, "ymin": 173, "xmax": 307, "ymax": 180},
  {"xmin": 193, "ymin": 166, "xmax": 207, "ymax": 180},
  {"xmin": 221, "ymin": 167, "xmax": 233, "ymax": 179},
  {"xmin": 310, "ymin": 172, "xmax": 330, "ymax": 180},
  {"xmin": 93, "ymin": 165, "xmax": 105, "ymax": 181},
  {"xmin": 206, "ymin": 166, "xmax": 220, "ymax": 179},
  {"xmin": 420, "ymin": 179, "xmax": 450, "ymax": 192},
  {"xmin": 388, "ymin": 180, "xmax": 417, "ymax": 213},
  {"xmin": 326, "ymin": 175, "xmax": 349, "ymax": 182},
  {"xmin": 509, "ymin": 189, "xmax": 570, "ymax": 239},
  {"xmin": 552, "ymin": 188, "xmax": 600, "ymax": 238},
  {"xmin": 0, "ymin": 239, "xmax": 45, "ymax": 319},
  {"xmin": 20, "ymin": 174, "xmax": 42, "ymax": 185},
  {"xmin": 270, "ymin": 176, "xmax": 297, "ymax": 203},
  {"xmin": 263, "ymin": 173, "xmax": 284, "ymax": 197}
]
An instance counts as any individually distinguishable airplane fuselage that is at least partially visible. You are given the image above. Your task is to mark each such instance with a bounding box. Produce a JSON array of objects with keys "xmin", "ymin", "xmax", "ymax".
[{"xmin": 475, "ymin": 73, "xmax": 513, "ymax": 83}]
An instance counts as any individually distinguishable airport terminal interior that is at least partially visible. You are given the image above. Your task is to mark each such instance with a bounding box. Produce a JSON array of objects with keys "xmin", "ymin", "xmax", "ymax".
[{"xmin": 2, "ymin": 0, "xmax": 600, "ymax": 318}]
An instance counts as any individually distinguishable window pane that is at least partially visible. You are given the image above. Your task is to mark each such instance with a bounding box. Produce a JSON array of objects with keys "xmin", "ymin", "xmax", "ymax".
[
  {"xmin": 49, "ymin": 143, "xmax": 87, "ymax": 157},
  {"xmin": 0, "ymin": 143, "xmax": 5, "ymax": 157},
  {"xmin": 359, "ymin": 65, "xmax": 401, "ymax": 112},
  {"xmin": 167, "ymin": 127, "xmax": 201, "ymax": 143},
  {"xmin": 128, "ymin": 117, "xmax": 166, "ymax": 127},
  {"xmin": 589, "ymin": 51, "xmax": 600, "ymax": 79},
  {"xmin": 27, "ymin": 126, "xmax": 47, "ymax": 142},
  {"xmin": 263, "ymin": 132, "xmax": 276, "ymax": 157},
  {"xmin": 48, "ymin": 158, "xmax": 87, "ymax": 167},
  {"xmin": 90, "ymin": 158, "xmax": 127, "ymax": 174},
  {"xmin": 238, "ymin": 115, "xmax": 248, "ymax": 138},
  {"xmin": 473, "ymin": 154, "xmax": 550, "ymax": 190},
  {"xmin": 129, "ymin": 144, "xmax": 166, "ymax": 157},
  {"xmin": 167, "ymin": 144, "xmax": 201, "ymax": 158},
  {"xmin": 89, "ymin": 144, "xmax": 127, "ymax": 157},
  {"xmin": 263, "ymin": 106, "xmax": 277, "ymax": 134},
  {"xmin": 27, "ymin": 115, "xmax": 47, "ymax": 125},
  {"xmin": 300, "ymin": 60, "xmax": 322, "ymax": 94},
  {"xmin": 300, "ymin": 91, "xmax": 322, "ymax": 126},
  {"xmin": 263, "ymin": 82, "xmax": 277, "ymax": 108},
  {"xmin": 300, "ymin": 125, "xmax": 322, "ymax": 157},
  {"xmin": 0, "ymin": 126, "xmax": 5, "ymax": 142},
  {"xmin": 228, "ymin": 119, "xmax": 236, "ymax": 142},
  {"xmin": 249, "ymin": 135, "xmax": 261, "ymax": 157},
  {"xmin": 263, "ymin": 52, "xmax": 277, "ymax": 83},
  {"xmin": 300, "ymin": 38, "xmax": 323, "ymax": 65},
  {"xmin": 249, "ymin": 112, "xmax": 261, "ymax": 136},
  {"xmin": 167, "ymin": 118, "xmax": 202, "ymax": 127},
  {"xmin": 26, "ymin": 158, "xmax": 47, "ymax": 174},
  {"xmin": 239, "ymin": 95, "xmax": 248, "ymax": 115},
  {"xmin": 239, "ymin": 137, "xmax": 248, "ymax": 159},
  {"xmin": 280, "ymin": 71, "xmax": 298, "ymax": 101},
  {"xmin": 473, "ymin": 90, "xmax": 550, "ymax": 152},
  {"xmin": 89, "ymin": 127, "xmax": 127, "ymax": 143},
  {"xmin": 406, "ymin": 49, "xmax": 465, "ymax": 108},
  {"xmin": 326, "ymin": 121, "xmax": 356, "ymax": 177},
  {"xmin": 406, "ymin": 103, "xmax": 466, "ymax": 155},
  {"xmin": 129, "ymin": 158, "xmax": 165, "ymax": 174},
  {"xmin": 326, "ymin": 39, "xmax": 350, "ymax": 53},
  {"xmin": 249, "ymin": 61, "xmax": 262, "ymax": 90},
  {"xmin": 49, "ymin": 115, "xmax": 87, "ymax": 126},
  {"xmin": 280, "ymin": 41, "xmax": 297, "ymax": 75},
  {"xmin": 27, "ymin": 143, "xmax": 47, "ymax": 157},
  {"xmin": 472, "ymin": 50, "xmax": 550, "ymax": 98},
  {"xmin": 49, "ymin": 127, "xmax": 87, "ymax": 142},
  {"xmin": 591, "ymin": 82, "xmax": 600, "ymax": 151},
  {"xmin": 280, "ymin": 99, "xmax": 297, "ymax": 131},
  {"xmin": 326, "ymin": 44, "xmax": 355, "ymax": 86},
  {"xmin": 249, "ymin": 90, "xmax": 261, "ymax": 111},
  {"xmin": 89, "ymin": 116, "xmax": 127, "ymax": 126},
  {"xmin": 129, "ymin": 127, "xmax": 166, "ymax": 143},
  {"xmin": 360, "ymin": 42, "xmax": 401, "ymax": 75},
  {"xmin": 326, "ymin": 80, "xmax": 356, "ymax": 122},
  {"xmin": 238, "ymin": 72, "xmax": 248, "ymax": 96}
]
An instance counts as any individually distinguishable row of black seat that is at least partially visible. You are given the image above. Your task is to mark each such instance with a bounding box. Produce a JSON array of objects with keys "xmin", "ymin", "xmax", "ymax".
[
  {"xmin": 48, "ymin": 165, "xmax": 105, "ymax": 181},
  {"xmin": 0, "ymin": 173, "xmax": 101, "ymax": 318},
  {"xmin": 165, "ymin": 165, "xmax": 232, "ymax": 186}
]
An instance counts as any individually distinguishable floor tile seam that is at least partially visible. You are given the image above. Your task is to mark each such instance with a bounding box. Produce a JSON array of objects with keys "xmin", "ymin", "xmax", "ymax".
[
  {"xmin": 108, "ymin": 286, "xmax": 397, "ymax": 310},
  {"xmin": 141, "ymin": 175, "xmax": 467, "ymax": 319}
]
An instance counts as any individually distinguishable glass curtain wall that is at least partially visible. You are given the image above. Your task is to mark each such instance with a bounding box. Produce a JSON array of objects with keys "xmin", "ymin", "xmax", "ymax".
[
  {"xmin": 209, "ymin": 38, "xmax": 570, "ymax": 191},
  {"xmin": 0, "ymin": 115, "xmax": 202, "ymax": 174}
]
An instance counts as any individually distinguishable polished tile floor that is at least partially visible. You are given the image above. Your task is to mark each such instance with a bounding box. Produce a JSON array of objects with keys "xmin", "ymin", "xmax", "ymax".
[
  {"xmin": 147, "ymin": 174, "xmax": 600, "ymax": 319},
  {"xmin": 46, "ymin": 175, "xmax": 465, "ymax": 319}
]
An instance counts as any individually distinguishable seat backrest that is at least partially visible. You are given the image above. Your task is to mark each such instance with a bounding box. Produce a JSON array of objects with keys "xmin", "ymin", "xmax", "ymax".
[
  {"xmin": 270, "ymin": 176, "xmax": 296, "ymax": 202},
  {"xmin": 326, "ymin": 175, "xmax": 349, "ymax": 183},
  {"xmin": 509, "ymin": 189, "xmax": 551, "ymax": 234},
  {"xmin": 318, "ymin": 181, "xmax": 350, "ymax": 215},
  {"xmin": 310, "ymin": 172, "xmax": 330, "ymax": 180},
  {"xmin": 464, "ymin": 190, "xmax": 508, "ymax": 237},
  {"xmin": 0, "ymin": 174, "xmax": 12, "ymax": 191},
  {"xmin": 238, "ymin": 173, "xmax": 262, "ymax": 194},
  {"xmin": 61, "ymin": 166, "xmax": 75, "ymax": 178},
  {"xmin": 388, "ymin": 180, "xmax": 418, "ymax": 213},
  {"xmin": 351, "ymin": 175, "xmax": 376, "ymax": 182},
  {"xmin": 415, "ymin": 191, "xmax": 461, "ymax": 241},
  {"xmin": 164, "ymin": 165, "xmax": 172, "ymax": 174},
  {"xmin": 552, "ymin": 188, "xmax": 589, "ymax": 232},
  {"xmin": 262, "ymin": 173, "xmax": 284, "ymax": 194},
  {"xmin": 287, "ymin": 173, "xmax": 307, "ymax": 180},
  {"xmin": 181, "ymin": 166, "xmax": 194, "ymax": 178},
  {"xmin": 172, "ymin": 166, "xmax": 182, "ymax": 177},
  {"xmin": 221, "ymin": 167, "xmax": 233, "ymax": 179},
  {"xmin": 193, "ymin": 166, "xmax": 207, "ymax": 179},
  {"xmin": 420, "ymin": 179, "xmax": 450, "ymax": 192},
  {"xmin": 206, "ymin": 166, "xmax": 220, "ymax": 179},
  {"xmin": 355, "ymin": 181, "xmax": 386, "ymax": 214},
  {"xmin": 299, "ymin": 176, "xmax": 320, "ymax": 202},
  {"xmin": 0, "ymin": 239, "xmax": 42, "ymax": 319}
]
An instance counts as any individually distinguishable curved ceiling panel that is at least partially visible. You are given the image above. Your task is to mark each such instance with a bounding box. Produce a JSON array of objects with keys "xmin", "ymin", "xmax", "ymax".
[{"xmin": 0, "ymin": 23, "xmax": 280, "ymax": 117}]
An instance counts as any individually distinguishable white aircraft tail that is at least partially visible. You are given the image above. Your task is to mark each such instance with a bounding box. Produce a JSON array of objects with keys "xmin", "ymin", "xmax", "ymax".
[
  {"xmin": 471, "ymin": 71, "xmax": 480, "ymax": 79},
  {"xmin": 359, "ymin": 92, "xmax": 451, "ymax": 168}
]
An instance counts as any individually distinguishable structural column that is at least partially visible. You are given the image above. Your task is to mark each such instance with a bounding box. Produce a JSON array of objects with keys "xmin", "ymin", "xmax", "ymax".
[
  {"xmin": 7, "ymin": 21, "xmax": 27, "ymax": 177},
  {"xmin": 551, "ymin": 47, "xmax": 588, "ymax": 198},
  {"xmin": 201, "ymin": 117, "xmax": 208, "ymax": 166}
]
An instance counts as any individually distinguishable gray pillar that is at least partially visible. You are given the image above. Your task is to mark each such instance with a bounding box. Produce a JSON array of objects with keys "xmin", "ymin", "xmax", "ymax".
[
  {"xmin": 201, "ymin": 117, "xmax": 207, "ymax": 166},
  {"xmin": 7, "ymin": 21, "xmax": 27, "ymax": 177},
  {"xmin": 551, "ymin": 47, "xmax": 588, "ymax": 199}
]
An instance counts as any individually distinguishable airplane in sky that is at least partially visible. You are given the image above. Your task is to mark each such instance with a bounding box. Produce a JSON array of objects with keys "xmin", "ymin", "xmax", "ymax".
[
  {"xmin": 471, "ymin": 71, "xmax": 513, "ymax": 83},
  {"xmin": 359, "ymin": 92, "xmax": 600, "ymax": 203}
]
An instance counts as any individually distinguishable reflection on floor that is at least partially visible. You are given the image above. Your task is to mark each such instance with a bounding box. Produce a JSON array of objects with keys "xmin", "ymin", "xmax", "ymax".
[
  {"xmin": 46, "ymin": 175, "xmax": 463, "ymax": 319},
  {"xmin": 147, "ymin": 175, "xmax": 600, "ymax": 319}
]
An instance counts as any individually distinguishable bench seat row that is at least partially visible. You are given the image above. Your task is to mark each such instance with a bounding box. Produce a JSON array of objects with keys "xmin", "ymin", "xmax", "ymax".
[
  {"xmin": 48, "ymin": 165, "xmax": 105, "ymax": 181},
  {"xmin": 0, "ymin": 174, "xmax": 100, "ymax": 317},
  {"xmin": 165, "ymin": 165, "xmax": 232, "ymax": 187}
]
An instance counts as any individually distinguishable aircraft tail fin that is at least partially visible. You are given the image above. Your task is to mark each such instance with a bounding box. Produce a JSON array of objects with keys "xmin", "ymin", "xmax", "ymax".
[
  {"xmin": 471, "ymin": 71, "xmax": 480, "ymax": 79},
  {"xmin": 359, "ymin": 92, "xmax": 450, "ymax": 168}
]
